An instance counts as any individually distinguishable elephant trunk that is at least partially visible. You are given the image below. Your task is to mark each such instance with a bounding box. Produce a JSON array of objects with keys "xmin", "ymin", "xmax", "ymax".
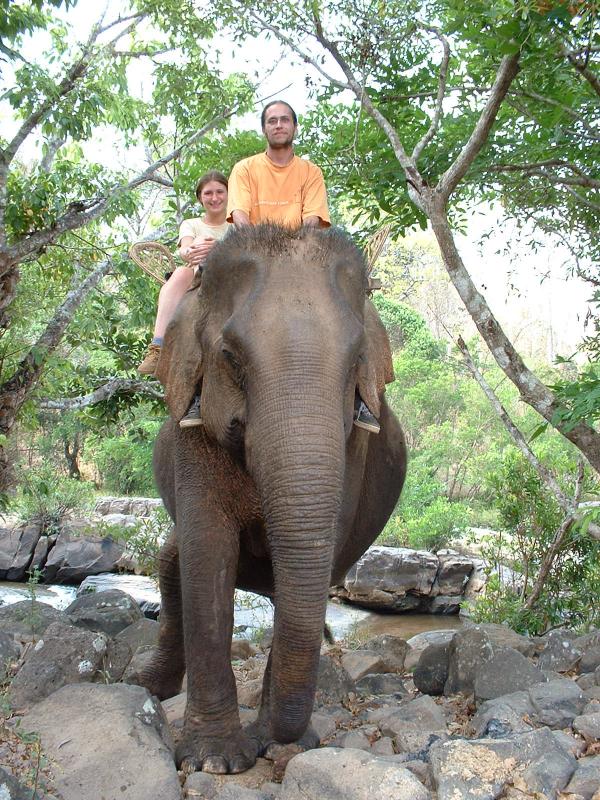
[{"xmin": 249, "ymin": 359, "xmax": 345, "ymax": 743}]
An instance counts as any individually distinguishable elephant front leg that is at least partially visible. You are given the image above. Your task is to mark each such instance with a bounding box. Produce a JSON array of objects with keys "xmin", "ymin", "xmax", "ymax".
[
  {"xmin": 244, "ymin": 650, "xmax": 320, "ymax": 760},
  {"xmin": 177, "ymin": 506, "xmax": 259, "ymax": 774}
]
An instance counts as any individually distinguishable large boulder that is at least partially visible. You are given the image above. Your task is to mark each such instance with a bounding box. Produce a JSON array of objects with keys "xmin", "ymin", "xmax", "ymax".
[
  {"xmin": 537, "ymin": 629, "xmax": 583, "ymax": 672},
  {"xmin": 430, "ymin": 728, "xmax": 576, "ymax": 800},
  {"xmin": 43, "ymin": 530, "xmax": 124, "ymax": 583},
  {"xmin": 0, "ymin": 600, "xmax": 66, "ymax": 642},
  {"xmin": 0, "ymin": 523, "xmax": 43, "ymax": 580},
  {"xmin": 473, "ymin": 647, "xmax": 548, "ymax": 702},
  {"xmin": 94, "ymin": 496, "xmax": 163, "ymax": 517},
  {"xmin": 444, "ymin": 626, "xmax": 494, "ymax": 696},
  {"xmin": 431, "ymin": 550, "xmax": 475, "ymax": 596},
  {"xmin": 358, "ymin": 634, "xmax": 409, "ymax": 673},
  {"xmin": 8, "ymin": 620, "xmax": 109, "ymax": 709},
  {"xmin": 340, "ymin": 547, "xmax": 439, "ymax": 610},
  {"xmin": 413, "ymin": 641, "xmax": 450, "ymax": 695},
  {"xmin": 280, "ymin": 748, "xmax": 431, "ymax": 800},
  {"xmin": 22, "ymin": 683, "xmax": 180, "ymax": 800},
  {"xmin": 405, "ymin": 630, "xmax": 457, "ymax": 672},
  {"xmin": 315, "ymin": 653, "xmax": 355, "ymax": 706},
  {"xmin": 66, "ymin": 588, "xmax": 144, "ymax": 636}
]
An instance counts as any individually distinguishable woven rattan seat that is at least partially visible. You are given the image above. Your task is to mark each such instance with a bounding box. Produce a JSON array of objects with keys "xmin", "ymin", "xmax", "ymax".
[{"xmin": 128, "ymin": 241, "xmax": 177, "ymax": 285}]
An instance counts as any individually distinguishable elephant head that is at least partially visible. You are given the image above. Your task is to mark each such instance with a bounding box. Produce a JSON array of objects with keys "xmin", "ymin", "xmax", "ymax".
[{"xmin": 156, "ymin": 224, "xmax": 393, "ymax": 743}]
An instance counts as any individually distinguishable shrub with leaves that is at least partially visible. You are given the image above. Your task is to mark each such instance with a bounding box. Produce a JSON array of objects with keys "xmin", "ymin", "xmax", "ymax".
[{"xmin": 14, "ymin": 465, "xmax": 95, "ymax": 533}]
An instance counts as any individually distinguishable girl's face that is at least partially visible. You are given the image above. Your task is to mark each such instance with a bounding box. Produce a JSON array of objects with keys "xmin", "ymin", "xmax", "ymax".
[{"xmin": 200, "ymin": 180, "xmax": 228, "ymax": 214}]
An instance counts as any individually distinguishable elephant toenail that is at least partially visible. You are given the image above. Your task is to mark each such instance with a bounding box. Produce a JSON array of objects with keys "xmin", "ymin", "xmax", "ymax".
[{"xmin": 202, "ymin": 755, "xmax": 228, "ymax": 774}]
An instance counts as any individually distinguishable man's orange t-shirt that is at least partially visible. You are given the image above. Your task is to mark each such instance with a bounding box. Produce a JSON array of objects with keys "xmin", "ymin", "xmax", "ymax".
[{"xmin": 227, "ymin": 152, "xmax": 330, "ymax": 228}]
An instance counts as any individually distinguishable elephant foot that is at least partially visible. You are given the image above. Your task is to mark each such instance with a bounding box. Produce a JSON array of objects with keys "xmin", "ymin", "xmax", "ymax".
[
  {"xmin": 176, "ymin": 729, "xmax": 260, "ymax": 775},
  {"xmin": 125, "ymin": 666, "xmax": 184, "ymax": 702},
  {"xmin": 244, "ymin": 719, "xmax": 320, "ymax": 760}
]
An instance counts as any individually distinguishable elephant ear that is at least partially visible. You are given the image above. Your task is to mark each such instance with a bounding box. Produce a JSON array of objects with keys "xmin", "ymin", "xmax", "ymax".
[
  {"xmin": 357, "ymin": 298, "xmax": 395, "ymax": 419},
  {"xmin": 154, "ymin": 289, "xmax": 204, "ymax": 422}
]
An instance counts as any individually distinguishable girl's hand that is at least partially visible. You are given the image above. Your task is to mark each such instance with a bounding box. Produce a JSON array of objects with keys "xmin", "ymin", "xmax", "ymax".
[{"xmin": 183, "ymin": 237, "xmax": 215, "ymax": 267}]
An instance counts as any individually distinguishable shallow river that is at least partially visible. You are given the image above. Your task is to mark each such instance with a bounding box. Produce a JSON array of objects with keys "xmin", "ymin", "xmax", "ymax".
[{"xmin": 0, "ymin": 575, "xmax": 463, "ymax": 641}]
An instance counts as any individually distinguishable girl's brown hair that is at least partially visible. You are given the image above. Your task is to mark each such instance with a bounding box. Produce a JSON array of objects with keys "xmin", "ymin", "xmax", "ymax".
[{"xmin": 195, "ymin": 170, "xmax": 228, "ymax": 201}]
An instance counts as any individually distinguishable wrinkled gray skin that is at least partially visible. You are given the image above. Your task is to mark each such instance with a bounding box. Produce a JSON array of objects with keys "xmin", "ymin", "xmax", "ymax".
[{"xmin": 133, "ymin": 225, "xmax": 407, "ymax": 774}]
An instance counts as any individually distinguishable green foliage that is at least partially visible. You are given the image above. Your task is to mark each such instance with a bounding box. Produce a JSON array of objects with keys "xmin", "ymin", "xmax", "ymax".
[
  {"xmin": 469, "ymin": 448, "xmax": 600, "ymax": 634},
  {"xmin": 90, "ymin": 418, "xmax": 161, "ymax": 496},
  {"xmin": 14, "ymin": 464, "xmax": 95, "ymax": 531},
  {"xmin": 111, "ymin": 505, "xmax": 172, "ymax": 578}
]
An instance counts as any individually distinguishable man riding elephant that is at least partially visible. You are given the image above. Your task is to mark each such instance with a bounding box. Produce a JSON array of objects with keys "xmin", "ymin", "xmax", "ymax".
[{"xmin": 226, "ymin": 99, "xmax": 380, "ymax": 434}]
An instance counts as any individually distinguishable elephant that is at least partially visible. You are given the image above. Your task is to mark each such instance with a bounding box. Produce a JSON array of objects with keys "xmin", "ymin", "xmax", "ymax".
[{"xmin": 135, "ymin": 223, "xmax": 407, "ymax": 774}]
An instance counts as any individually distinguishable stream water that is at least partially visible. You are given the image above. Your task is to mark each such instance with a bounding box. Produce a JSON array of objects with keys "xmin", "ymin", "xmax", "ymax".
[{"xmin": 0, "ymin": 575, "xmax": 463, "ymax": 641}]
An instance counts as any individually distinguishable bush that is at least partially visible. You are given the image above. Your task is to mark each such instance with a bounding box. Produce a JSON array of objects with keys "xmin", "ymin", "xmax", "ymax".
[
  {"xmin": 14, "ymin": 465, "xmax": 95, "ymax": 531},
  {"xmin": 91, "ymin": 420, "xmax": 160, "ymax": 496}
]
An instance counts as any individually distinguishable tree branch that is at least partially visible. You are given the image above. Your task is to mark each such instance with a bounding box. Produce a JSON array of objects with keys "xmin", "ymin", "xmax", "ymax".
[
  {"xmin": 412, "ymin": 24, "xmax": 451, "ymax": 161},
  {"xmin": 438, "ymin": 53, "xmax": 520, "ymax": 200},
  {"xmin": 566, "ymin": 50, "xmax": 600, "ymax": 98},
  {"xmin": 525, "ymin": 461, "xmax": 585, "ymax": 611},
  {"xmin": 1, "ymin": 110, "xmax": 230, "ymax": 271},
  {"xmin": 457, "ymin": 337, "xmax": 600, "ymax": 542},
  {"xmin": 39, "ymin": 377, "xmax": 163, "ymax": 410}
]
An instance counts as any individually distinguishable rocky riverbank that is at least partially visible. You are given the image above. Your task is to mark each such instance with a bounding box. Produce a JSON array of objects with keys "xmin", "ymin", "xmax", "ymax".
[
  {"xmin": 0, "ymin": 497, "xmax": 484, "ymax": 616},
  {"xmin": 1, "ymin": 588, "xmax": 599, "ymax": 799}
]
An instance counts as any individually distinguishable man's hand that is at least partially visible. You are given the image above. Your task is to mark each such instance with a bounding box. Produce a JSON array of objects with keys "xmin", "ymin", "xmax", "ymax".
[{"xmin": 302, "ymin": 216, "xmax": 321, "ymax": 227}]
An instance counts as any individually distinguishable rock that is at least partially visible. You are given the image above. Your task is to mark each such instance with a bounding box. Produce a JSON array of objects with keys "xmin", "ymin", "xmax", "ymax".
[
  {"xmin": 185, "ymin": 770, "xmax": 218, "ymax": 798},
  {"xmin": 103, "ymin": 636, "xmax": 133, "ymax": 682},
  {"xmin": 0, "ymin": 523, "xmax": 43, "ymax": 580},
  {"xmin": 475, "ymin": 622, "xmax": 536, "ymax": 657},
  {"xmin": 331, "ymin": 729, "xmax": 372, "ymax": 751},
  {"xmin": 280, "ymin": 747, "xmax": 431, "ymax": 799},
  {"xmin": 8, "ymin": 620, "xmax": 108, "ymax": 709},
  {"xmin": 356, "ymin": 673, "xmax": 408, "ymax": 696},
  {"xmin": 115, "ymin": 617, "xmax": 160, "ymax": 652},
  {"xmin": 371, "ymin": 736, "xmax": 395, "ymax": 755},
  {"xmin": 580, "ymin": 646, "xmax": 600, "ymax": 674},
  {"xmin": 444, "ymin": 626, "xmax": 494, "ymax": 696},
  {"xmin": 578, "ymin": 673, "xmax": 597, "ymax": 690},
  {"xmin": 574, "ymin": 629, "xmax": 600, "ymax": 651},
  {"xmin": 432, "ymin": 551, "xmax": 474, "ymax": 596},
  {"xmin": 404, "ymin": 630, "xmax": 456, "ymax": 672},
  {"xmin": 584, "ymin": 687, "xmax": 600, "ymax": 702},
  {"xmin": 94, "ymin": 496, "xmax": 163, "ymax": 517},
  {"xmin": 429, "ymin": 727, "xmax": 576, "ymax": 800},
  {"xmin": 573, "ymin": 711, "xmax": 600, "ymax": 740},
  {"xmin": 471, "ymin": 691, "xmax": 535, "ymax": 738},
  {"xmin": 341, "ymin": 650, "xmax": 387, "ymax": 682},
  {"xmin": 403, "ymin": 759, "xmax": 433, "ymax": 790},
  {"xmin": 474, "ymin": 647, "xmax": 547, "ymax": 702},
  {"xmin": 564, "ymin": 755, "xmax": 600, "ymax": 800},
  {"xmin": 528, "ymin": 678, "xmax": 586, "ymax": 728},
  {"xmin": 237, "ymin": 677, "xmax": 263, "ymax": 708},
  {"xmin": 537, "ymin": 629, "xmax": 582, "ymax": 672},
  {"xmin": 123, "ymin": 646, "xmax": 157, "ymax": 682},
  {"xmin": 22, "ymin": 683, "xmax": 179, "ymax": 800},
  {"xmin": 413, "ymin": 641, "xmax": 450, "ymax": 695},
  {"xmin": 425, "ymin": 595, "xmax": 462, "ymax": 614},
  {"xmin": 66, "ymin": 588, "xmax": 144, "ymax": 635},
  {"xmin": 0, "ymin": 599, "xmax": 65, "ymax": 641},
  {"xmin": 359, "ymin": 634, "xmax": 409, "ymax": 673},
  {"xmin": 43, "ymin": 530, "xmax": 124, "ymax": 583},
  {"xmin": 310, "ymin": 711, "xmax": 337, "ymax": 742},
  {"xmin": 0, "ymin": 766, "xmax": 45, "ymax": 799},
  {"xmin": 463, "ymin": 558, "xmax": 487, "ymax": 600},
  {"xmin": 232, "ymin": 638, "xmax": 259, "ymax": 660},
  {"xmin": 214, "ymin": 788, "xmax": 270, "ymax": 800},
  {"xmin": 377, "ymin": 695, "xmax": 447, "ymax": 756},
  {"xmin": 341, "ymin": 546, "xmax": 439, "ymax": 610},
  {"xmin": 315, "ymin": 653, "xmax": 354, "ymax": 705},
  {"xmin": 0, "ymin": 629, "xmax": 20, "ymax": 678}
]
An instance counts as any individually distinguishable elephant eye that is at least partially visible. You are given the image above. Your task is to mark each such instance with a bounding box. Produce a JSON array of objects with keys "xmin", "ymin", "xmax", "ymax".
[{"xmin": 222, "ymin": 348, "xmax": 245, "ymax": 388}]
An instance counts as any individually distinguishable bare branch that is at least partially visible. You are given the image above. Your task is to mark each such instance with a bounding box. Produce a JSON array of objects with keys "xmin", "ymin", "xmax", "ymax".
[
  {"xmin": 39, "ymin": 135, "xmax": 67, "ymax": 173},
  {"xmin": 565, "ymin": 185, "xmax": 600, "ymax": 212},
  {"xmin": 438, "ymin": 53, "xmax": 520, "ymax": 200},
  {"xmin": 39, "ymin": 378, "xmax": 163, "ymax": 410},
  {"xmin": 514, "ymin": 87, "xmax": 600, "ymax": 141},
  {"xmin": 525, "ymin": 462, "xmax": 586, "ymax": 610},
  {"xmin": 412, "ymin": 24, "xmax": 451, "ymax": 161},
  {"xmin": 249, "ymin": 12, "xmax": 350, "ymax": 91}
]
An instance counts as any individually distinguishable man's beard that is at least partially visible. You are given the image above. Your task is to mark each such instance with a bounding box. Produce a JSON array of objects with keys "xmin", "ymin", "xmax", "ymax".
[{"xmin": 266, "ymin": 132, "xmax": 295, "ymax": 149}]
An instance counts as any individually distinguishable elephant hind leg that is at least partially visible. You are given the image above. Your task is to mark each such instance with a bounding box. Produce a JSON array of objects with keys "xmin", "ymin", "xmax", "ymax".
[{"xmin": 126, "ymin": 529, "xmax": 185, "ymax": 700}]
